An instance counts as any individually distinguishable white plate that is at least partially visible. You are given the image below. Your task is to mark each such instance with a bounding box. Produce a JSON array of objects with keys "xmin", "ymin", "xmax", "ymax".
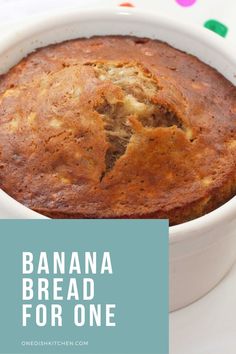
[{"xmin": 170, "ymin": 261, "xmax": 236, "ymax": 354}]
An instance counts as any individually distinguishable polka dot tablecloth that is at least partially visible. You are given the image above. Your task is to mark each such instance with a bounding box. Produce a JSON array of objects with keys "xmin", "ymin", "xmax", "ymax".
[
  {"xmin": 119, "ymin": 0, "xmax": 230, "ymax": 38},
  {"xmin": 0, "ymin": 0, "xmax": 235, "ymax": 42}
]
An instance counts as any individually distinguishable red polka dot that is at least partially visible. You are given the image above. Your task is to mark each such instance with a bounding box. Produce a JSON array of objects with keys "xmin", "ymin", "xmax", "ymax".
[{"xmin": 119, "ymin": 2, "xmax": 135, "ymax": 7}]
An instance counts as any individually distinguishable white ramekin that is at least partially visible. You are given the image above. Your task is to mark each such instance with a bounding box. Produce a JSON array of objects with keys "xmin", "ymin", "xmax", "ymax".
[{"xmin": 0, "ymin": 8, "xmax": 236, "ymax": 311}]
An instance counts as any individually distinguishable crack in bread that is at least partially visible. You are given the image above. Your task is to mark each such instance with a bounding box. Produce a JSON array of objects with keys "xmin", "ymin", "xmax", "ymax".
[{"xmin": 89, "ymin": 62, "xmax": 187, "ymax": 179}]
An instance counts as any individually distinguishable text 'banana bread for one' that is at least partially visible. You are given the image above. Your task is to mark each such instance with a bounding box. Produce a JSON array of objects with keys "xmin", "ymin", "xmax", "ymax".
[{"xmin": 0, "ymin": 36, "xmax": 235, "ymax": 224}]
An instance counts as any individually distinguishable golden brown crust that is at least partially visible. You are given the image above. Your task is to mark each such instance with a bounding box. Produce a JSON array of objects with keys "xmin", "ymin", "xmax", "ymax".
[{"xmin": 0, "ymin": 36, "xmax": 236, "ymax": 224}]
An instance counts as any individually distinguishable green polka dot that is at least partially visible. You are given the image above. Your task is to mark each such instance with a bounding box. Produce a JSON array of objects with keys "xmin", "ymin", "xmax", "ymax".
[{"xmin": 204, "ymin": 19, "xmax": 228, "ymax": 38}]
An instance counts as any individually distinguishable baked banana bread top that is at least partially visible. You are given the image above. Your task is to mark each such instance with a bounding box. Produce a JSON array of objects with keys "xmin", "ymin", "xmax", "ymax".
[{"xmin": 0, "ymin": 36, "xmax": 235, "ymax": 224}]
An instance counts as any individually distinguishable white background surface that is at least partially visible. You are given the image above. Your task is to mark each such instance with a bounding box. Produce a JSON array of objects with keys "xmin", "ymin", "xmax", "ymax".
[{"xmin": 0, "ymin": 1, "xmax": 236, "ymax": 353}]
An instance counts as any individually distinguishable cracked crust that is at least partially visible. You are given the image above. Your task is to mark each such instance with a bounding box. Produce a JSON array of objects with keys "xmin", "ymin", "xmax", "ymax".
[{"xmin": 0, "ymin": 35, "xmax": 236, "ymax": 224}]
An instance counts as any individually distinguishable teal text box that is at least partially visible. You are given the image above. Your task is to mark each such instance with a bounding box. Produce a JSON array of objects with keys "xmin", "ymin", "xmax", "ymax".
[{"xmin": 0, "ymin": 220, "xmax": 168, "ymax": 354}]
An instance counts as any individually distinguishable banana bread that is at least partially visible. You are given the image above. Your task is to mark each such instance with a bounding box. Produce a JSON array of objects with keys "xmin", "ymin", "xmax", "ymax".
[{"xmin": 0, "ymin": 36, "xmax": 235, "ymax": 224}]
